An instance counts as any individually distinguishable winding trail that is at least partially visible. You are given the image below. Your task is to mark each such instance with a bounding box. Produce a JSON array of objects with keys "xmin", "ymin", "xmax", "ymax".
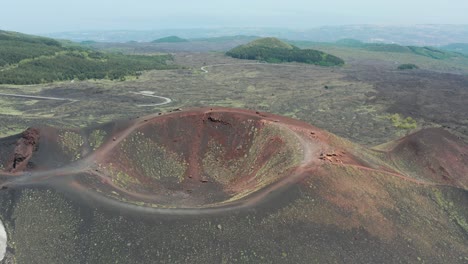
[
  {"xmin": 0, "ymin": 92, "xmax": 78, "ymax": 102},
  {"xmin": 0, "ymin": 91, "xmax": 172, "ymax": 107},
  {"xmin": 131, "ymin": 91, "xmax": 172, "ymax": 107}
]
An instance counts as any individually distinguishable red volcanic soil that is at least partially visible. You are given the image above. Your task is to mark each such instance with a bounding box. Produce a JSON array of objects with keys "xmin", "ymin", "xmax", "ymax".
[
  {"xmin": 89, "ymin": 107, "xmax": 328, "ymax": 207},
  {"xmin": 0, "ymin": 107, "xmax": 466, "ymax": 210},
  {"xmin": 385, "ymin": 128, "xmax": 468, "ymax": 188}
]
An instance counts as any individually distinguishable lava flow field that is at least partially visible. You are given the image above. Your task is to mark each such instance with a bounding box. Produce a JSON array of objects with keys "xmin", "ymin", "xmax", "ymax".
[{"xmin": 0, "ymin": 107, "xmax": 467, "ymax": 263}]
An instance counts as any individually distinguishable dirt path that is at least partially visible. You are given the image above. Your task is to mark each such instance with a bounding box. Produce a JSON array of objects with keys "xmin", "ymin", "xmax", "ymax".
[
  {"xmin": 0, "ymin": 92, "xmax": 78, "ymax": 102},
  {"xmin": 0, "ymin": 91, "xmax": 172, "ymax": 107},
  {"xmin": 131, "ymin": 91, "xmax": 172, "ymax": 107},
  {"xmin": 336, "ymin": 163, "xmax": 444, "ymax": 187}
]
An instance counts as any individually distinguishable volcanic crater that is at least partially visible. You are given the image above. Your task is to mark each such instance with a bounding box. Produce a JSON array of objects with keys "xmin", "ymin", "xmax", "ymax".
[
  {"xmin": 0, "ymin": 108, "xmax": 328, "ymax": 209},
  {"xmin": 1, "ymin": 107, "xmax": 466, "ymax": 211}
]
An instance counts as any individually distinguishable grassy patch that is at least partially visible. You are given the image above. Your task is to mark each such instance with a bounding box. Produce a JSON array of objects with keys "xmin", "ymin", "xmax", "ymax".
[
  {"xmin": 89, "ymin": 129, "xmax": 107, "ymax": 150},
  {"xmin": 386, "ymin": 113, "xmax": 417, "ymax": 129}
]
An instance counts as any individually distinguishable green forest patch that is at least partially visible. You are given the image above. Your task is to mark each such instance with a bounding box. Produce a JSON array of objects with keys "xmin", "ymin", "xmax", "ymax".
[
  {"xmin": 226, "ymin": 37, "xmax": 344, "ymax": 66},
  {"xmin": 0, "ymin": 30, "xmax": 179, "ymax": 84}
]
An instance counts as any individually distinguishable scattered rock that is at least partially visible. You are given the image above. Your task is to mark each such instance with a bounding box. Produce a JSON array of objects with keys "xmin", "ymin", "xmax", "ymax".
[
  {"xmin": 9, "ymin": 128, "xmax": 40, "ymax": 172},
  {"xmin": 207, "ymin": 113, "xmax": 231, "ymax": 126}
]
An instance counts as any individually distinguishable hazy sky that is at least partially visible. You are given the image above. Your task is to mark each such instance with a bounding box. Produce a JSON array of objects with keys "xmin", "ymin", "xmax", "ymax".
[{"xmin": 2, "ymin": 0, "xmax": 468, "ymax": 33}]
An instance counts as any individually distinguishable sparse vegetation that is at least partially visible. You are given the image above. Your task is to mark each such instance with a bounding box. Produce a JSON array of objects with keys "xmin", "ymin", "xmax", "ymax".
[
  {"xmin": 59, "ymin": 131, "xmax": 84, "ymax": 160},
  {"xmin": 433, "ymin": 189, "xmax": 468, "ymax": 233},
  {"xmin": 120, "ymin": 132, "xmax": 187, "ymax": 183},
  {"xmin": 386, "ymin": 113, "xmax": 417, "ymax": 129},
  {"xmin": 105, "ymin": 163, "xmax": 141, "ymax": 188},
  {"xmin": 89, "ymin": 129, "xmax": 107, "ymax": 150}
]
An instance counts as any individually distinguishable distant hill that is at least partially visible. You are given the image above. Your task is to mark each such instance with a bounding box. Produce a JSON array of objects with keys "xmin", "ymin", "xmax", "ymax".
[
  {"xmin": 0, "ymin": 30, "xmax": 178, "ymax": 84},
  {"xmin": 243, "ymin": 37, "xmax": 296, "ymax": 50},
  {"xmin": 333, "ymin": 38, "xmax": 457, "ymax": 60},
  {"xmin": 335, "ymin": 38, "xmax": 364, "ymax": 47},
  {"xmin": 43, "ymin": 25, "xmax": 468, "ymax": 45},
  {"xmin": 80, "ymin": 40, "xmax": 98, "ymax": 45},
  {"xmin": 192, "ymin": 35, "xmax": 259, "ymax": 43},
  {"xmin": 226, "ymin": 37, "xmax": 344, "ymax": 66},
  {"xmin": 151, "ymin": 36, "xmax": 188, "ymax": 43},
  {"xmin": 441, "ymin": 43, "xmax": 468, "ymax": 55}
]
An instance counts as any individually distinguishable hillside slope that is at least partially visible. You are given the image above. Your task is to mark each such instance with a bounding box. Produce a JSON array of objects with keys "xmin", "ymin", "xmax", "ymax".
[
  {"xmin": 335, "ymin": 39, "xmax": 459, "ymax": 59},
  {"xmin": 441, "ymin": 43, "xmax": 468, "ymax": 55},
  {"xmin": 151, "ymin": 36, "xmax": 189, "ymax": 43},
  {"xmin": 0, "ymin": 30, "xmax": 178, "ymax": 84},
  {"xmin": 226, "ymin": 37, "xmax": 344, "ymax": 66}
]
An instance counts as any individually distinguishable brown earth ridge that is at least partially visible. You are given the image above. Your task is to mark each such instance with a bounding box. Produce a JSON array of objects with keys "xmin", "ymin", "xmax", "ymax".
[
  {"xmin": 0, "ymin": 107, "xmax": 466, "ymax": 210},
  {"xmin": 1, "ymin": 108, "xmax": 468, "ymax": 209}
]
